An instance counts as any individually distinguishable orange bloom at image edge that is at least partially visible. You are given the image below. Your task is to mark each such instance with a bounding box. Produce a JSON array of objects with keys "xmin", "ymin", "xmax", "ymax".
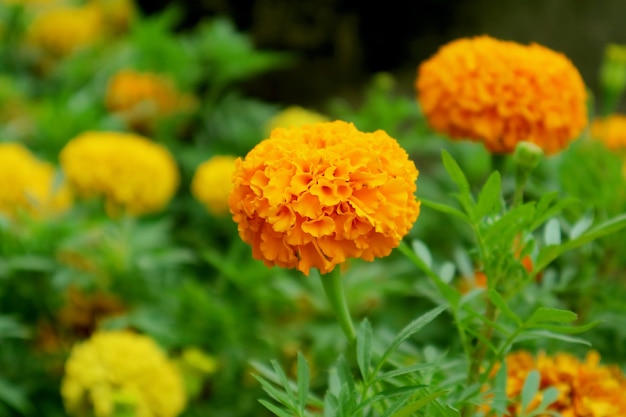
[
  {"xmin": 229, "ymin": 121, "xmax": 420, "ymax": 276},
  {"xmin": 488, "ymin": 350, "xmax": 626, "ymax": 416},
  {"xmin": 416, "ymin": 36, "xmax": 588, "ymax": 154}
]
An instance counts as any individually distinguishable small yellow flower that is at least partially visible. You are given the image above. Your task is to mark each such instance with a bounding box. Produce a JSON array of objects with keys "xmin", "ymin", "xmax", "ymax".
[
  {"xmin": 489, "ymin": 350, "xmax": 626, "ymax": 416},
  {"xmin": 0, "ymin": 142, "xmax": 72, "ymax": 218},
  {"xmin": 264, "ymin": 106, "xmax": 330, "ymax": 136},
  {"xmin": 26, "ymin": 5, "xmax": 104, "ymax": 58},
  {"xmin": 105, "ymin": 69, "xmax": 196, "ymax": 132},
  {"xmin": 62, "ymin": 330, "xmax": 186, "ymax": 417},
  {"xmin": 229, "ymin": 120, "xmax": 420, "ymax": 276},
  {"xmin": 416, "ymin": 36, "xmax": 588, "ymax": 155},
  {"xmin": 60, "ymin": 131, "xmax": 179, "ymax": 216},
  {"xmin": 91, "ymin": 0, "xmax": 135, "ymax": 35},
  {"xmin": 192, "ymin": 155, "xmax": 237, "ymax": 216},
  {"xmin": 591, "ymin": 114, "xmax": 626, "ymax": 151}
]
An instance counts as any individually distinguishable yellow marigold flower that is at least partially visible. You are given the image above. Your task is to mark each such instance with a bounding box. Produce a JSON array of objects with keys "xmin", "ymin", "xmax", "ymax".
[
  {"xmin": 62, "ymin": 330, "xmax": 186, "ymax": 417},
  {"xmin": 229, "ymin": 120, "xmax": 420, "ymax": 276},
  {"xmin": 26, "ymin": 5, "xmax": 104, "ymax": 58},
  {"xmin": 0, "ymin": 142, "xmax": 72, "ymax": 218},
  {"xmin": 91, "ymin": 0, "xmax": 135, "ymax": 35},
  {"xmin": 264, "ymin": 106, "xmax": 330, "ymax": 136},
  {"xmin": 591, "ymin": 114, "xmax": 626, "ymax": 151},
  {"xmin": 492, "ymin": 350, "xmax": 626, "ymax": 417},
  {"xmin": 60, "ymin": 131, "xmax": 179, "ymax": 215},
  {"xmin": 416, "ymin": 36, "xmax": 588, "ymax": 155},
  {"xmin": 105, "ymin": 70, "xmax": 196, "ymax": 132},
  {"xmin": 191, "ymin": 155, "xmax": 237, "ymax": 216}
]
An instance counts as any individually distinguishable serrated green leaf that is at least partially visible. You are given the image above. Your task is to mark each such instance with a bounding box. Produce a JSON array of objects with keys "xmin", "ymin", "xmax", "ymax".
[
  {"xmin": 521, "ymin": 370, "xmax": 540, "ymax": 413},
  {"xmin": 271, "ymin": 359, "xmax": 295, "ymax": 402},
  {"xmin": 532, "ymin": 320, "xmax": 600, "ymax": 334},
  {"xmin": 492, "ymin": 360, "xmax": 508, "ymax": 415},
  {"xmin": 356, "ymin": 385, "xmax": 427, "ymax": 414},
  {"xmin": 390, "ymin": 390, "xmax": 448, "ymax": 417},
  {"xmin": 527, "ymin": 307, "xmax": 577, "ymax": 325},
  {"xmin": 296, "ymin": 353, "xmax": 309, "ymax": 412},
  {"xmin": 253, "ymin": 375, "xmax": 295, "ymax": 408},
  {"xmin": 519, "ymin": 330, "xmax": 591, "ymax": 346},
  {"xmin": 356, "ymin": 320, "xmax": 372, "ymax": 382},
  {"xmin": 376, "ymin": 306, "xmax": 447, "ymax": 373},
  {"xmin": 530, "ymin": 195, "xmax": 578, "ymax": 232},
  {"xmin": 258, "ymin": 399, "xmax": 295, "ymax": 417},
  {"xmin": 441, "ymin": 150, "xmax": 470, "ymax": 194},
  {"xmin": 483, "ymin": 203, "xmax": 535, "ymax": 246},
  {"xmin": 373, "ymin": 363, "xmax": 439, "ymax": 385},
  {"xmin": 488, "ymin": 290, "xmax": 522, "ymax": 326},
  {"xmin": 535, "ymin": 213, "xmax": 626, "ymax": 271},
  {"xmin": 420, "ymin": 199, "xmax": 470, "ymax": 223},
  {"xmin": 474, "ymin": 171, "xmax": 502, "ymax": 220}
]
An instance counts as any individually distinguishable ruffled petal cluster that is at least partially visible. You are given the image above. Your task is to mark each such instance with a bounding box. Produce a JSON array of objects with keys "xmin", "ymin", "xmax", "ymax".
[
  {"xmin": 192, "ymin": 155, "xmax": 238, "ymax": 216},
  {"xmin": 60, "ymin": 131, "xmax": 179, "ymax": 215},
  {"xmin": 105, "ymin": 70, "xmax": 196, "ymax": 131},
  {"xmin": 0, "ymin": 142, "xmax": 72, "ymax": 218},
  {"xmin": 494, "ymin": 350, "xmax": 626, "ymax": 416},
  {"xmin": 264, "ymin": 106, "xmax": 330, "ymax": 136},
  {"xmin": 416, "ymin": 36, "xmax": 588, "ymax": 154},
  {"xmin": 62, "ymin": 330, "xmax": 186, "ymax": 417},
  {"xmin": 229, "ymin": 120, "xmax": 420, "ymax": 276},
  {"xmin": 591, "ymin": 115, "xmax": 626, "ymax": 151}
]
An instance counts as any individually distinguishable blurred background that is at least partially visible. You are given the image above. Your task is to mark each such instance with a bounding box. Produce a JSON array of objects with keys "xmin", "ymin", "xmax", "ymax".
[{"xmin": 135, "ymin": 0, "xmax": 626, "ymax": 108}]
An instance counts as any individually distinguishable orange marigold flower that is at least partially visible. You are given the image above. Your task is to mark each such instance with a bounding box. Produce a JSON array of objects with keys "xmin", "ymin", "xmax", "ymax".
[
  {"xmin": 591, "ymin": 114, "xmax": 626, "ymax": 151},
  {"xmin": 228, "ymin": 120, "xmax": 420, "ymax": 276},
  {"xmin": 492, "ymin": 350, "xmax": 626, "ymax": 417},
  {"xmin": 60, "ymin": 131, "xmax": 179, "ymax": 216},
  {"xmin": 105, "ymin": 69, "xmax": 196, "ymax": 132},
  {"xmin": 416, "ymin": 36, "xmax": 588, "ymax": 154}
]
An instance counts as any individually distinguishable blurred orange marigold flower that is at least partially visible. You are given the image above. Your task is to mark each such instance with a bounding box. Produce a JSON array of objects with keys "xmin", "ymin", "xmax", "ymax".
[
  {"xmin": 60, "ymin": 131, "xmax": 179, "ymax": 216},
  {"xmin": 105, "ymin": 69, "xmax": 196, "ymax": 132},
  {"xmin": 229, "ymin": 120, "xmax": 420, "ymax": 276},
  {"xmin": 416, "ymin": 36, "xmax": 588, "ymax": 155},
  {"xmin": 491, "ymin": 350, "xmax": 626, "ymax": 416},
  {"xmin": 591, "ymin": 114, "xmax": 626, "ymax": 151},
  {"xmin": 0, "ymin": 142, "xmax": 72, "ymax": 218},
  {"xmin": 192, "ymin": 155, "xmax": 238, "ymax": 216}
]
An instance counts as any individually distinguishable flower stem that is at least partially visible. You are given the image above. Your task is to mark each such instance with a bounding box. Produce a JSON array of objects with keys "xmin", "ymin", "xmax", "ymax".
[{"xmin": 320, "ymin": 267, "xmax": 356, "ymax": 345}]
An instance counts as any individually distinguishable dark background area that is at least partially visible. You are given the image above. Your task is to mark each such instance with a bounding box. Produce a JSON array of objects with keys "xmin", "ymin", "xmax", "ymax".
[{"xmin": 135, "ymin": 0, "xmax": 626, "ymax": 109}]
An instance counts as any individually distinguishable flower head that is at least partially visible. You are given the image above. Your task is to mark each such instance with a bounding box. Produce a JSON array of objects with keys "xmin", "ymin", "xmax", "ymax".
[
  {"xmin": 192, "ymin": 155, "xmax": 238, "ymax": 216},
  {"xmin": 493, "ymin": 350, "xmax": 626, "ymax": 416},
  {"xmin": 591, "ymin": 114, "xmax": 626, "ymax": 151},
  {"xmin": 105, "ymin": 70, "xmax": 196, "ymax": 132},
  {"xmin": 0, "ymin": 142, "xmax": 72, "ymax": 218},
  {"xmin": 416, "ymin": 36, "xmax": 588, "ymax": 154},
  {"xmin": 60, "ymin": 131, "xmax": 179, "ymax": 215},
  {"xmin": 26, "ymin": 5, "xmax": 104, "ymax": 58},
  {"xmin": 62, "ymin": 330, "xmax": 186, "ymax": 417},
  {"xmin": 229, "ymin": 120, "xmax": 420, "ymax": 276},
  {"xmin": 264, "ymin": 106, "xmax": 330, "ymax": 136}
]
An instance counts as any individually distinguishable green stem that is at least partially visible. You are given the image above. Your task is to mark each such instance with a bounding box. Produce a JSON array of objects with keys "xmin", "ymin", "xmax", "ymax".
[
  {"xmin": 320, "ymin": 267, "xmax": 356, "ymax": 345},
  {"xmin": 512, "ymin": 169, "xmax": 529, "ymax": 208}
]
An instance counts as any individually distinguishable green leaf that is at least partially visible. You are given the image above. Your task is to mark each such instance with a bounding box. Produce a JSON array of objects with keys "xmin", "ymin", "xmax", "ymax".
[
  {"xmin": 570, "ymin": 214, "xmax": 594, "ymax": 239},
  {"xmin": 389, "ymin": 390, "xmax": 449, "ymax": 417},
  {"xmin": 474, "ymin": 171, "xmax": 502, "ymax": 220},
  {"xmin": 483, "ymin": 203, "xmax": 535, "ymax": 246},
  {"xmin": 533, "ymin": 321, "xmax": 600, "ymax": 335},
  {"xmin": 535, "ymin": 213, "xmax": 626, "ymax": 271},
  {"xmin": 258, "ymin": 399, "xmax": 295, "ymax": 417},
  {"xmin": 412, "ymin": 240, "xmax": 432, "ymax": 269},
  {"xmin": 373, "ymin": 363, "xmax": 439, "ymax": 385},
  {"xmin": 0, "ymin": 377, "xmax": 30, "ymax": 414},
  {"xmin": 296, "ymin": 353, "xmax": 310, "ymax": 412},
  {"xmin": 521, "ymin": 370, "xmax": 540, "ymax": 413},
  {"xmin": 536, "ymin": 387, "xmax": 559, "ymax": 411},
  {"xmin": 526, "ymin": 307, "xmax": 577, "ymax": 325},
  {"xmin": 488, "ymin": 290, "xmax": 522, "ymax": 326},
  {"xmin": 356, "ymin": 385, "xmax": 427, "ymax": 413},
  {"xmin": 441, "ymin": 150, "xmax": 470, "ymax": 194},
  {"xmin": 491, "ymin": 360, "xmax": 508, "ymax": 415},
  {"xmin": 356, "ymin": 320, "xmax": 372, "ymax": 381},
  {"xmin": 518, "ymin": 330, "xmax": 591, "ymax": 346},
  {"xmin": 420, "ymin": 199, "xmax": 470, "ymax": 223},
  {"xmin": 530, "ymin": 195, "xmax": 577, "ymax": 232},
  {"xmin": 376, "ymin": 306, "xmax": 447, "ymax": 373},
  {"xmin": 271, "ymin": 359, "xmax": 295, "ymax": 404},
  {"xmin": 543, "ymin": 219, "xmax": 561, "ymax": 246},
  {"xmin": 254, "ymin": 376, "xmax": 295, "ymax": 409}
]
